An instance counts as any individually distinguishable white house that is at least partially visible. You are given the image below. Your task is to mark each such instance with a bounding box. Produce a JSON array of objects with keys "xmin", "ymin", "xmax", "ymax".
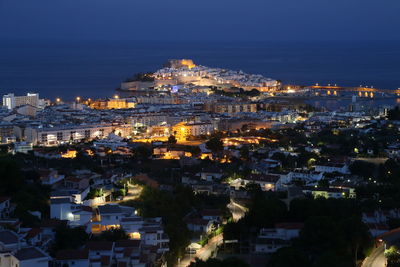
[
  {"xmin": 201, "ymin": 209, "xmax": 222, "ymax": 222},
  {"xmin": 114, "ymin": 240, "xmax": 144, "ymax": 267},
  {"xmin": 385, "ymin": 144, "xmax": 400, "ymax": 158},
  {"xmin": 38, "ymin": 169, "xmax": 65, "ymax": 186},
  {"xmin": 253, "ymin": 223, "xmax": 303, "ymax": 254},
  {"xmin": 242, "ymin": 174, "xmax": 281, "ymax": 191},
  {"xmin": 50, "ymin": 198, "xmax": 93, "ymax": 231},
  {"xmin": 0, "ymin": 247, "xmax": 50, "ymax": 267},
  {"xmin": 285, "ymin": 171, "xmax": 324, "ymax": 183},
  {"xmin": 50, "ymin": 198, "xmax": 73, "ymax": 221},
  {"xmin": 139, "ymin": 220, "xmax": 170, "ymax": 254},
  {"xmin": 92, "ymin": 204, "xmax": 135, "ymax": 233},
  {"xmin": 93, "ymin": 133, "xmax": 128, "ymax": 151},
  {"xmin": 253, "ymin": 238, "xmax": 289, "ymax": 254},
  {"xmin": 69, "ymin": 206, "xmax": 93, "ymax": 230},
  {"xmin": 254, "ymin": 159, "xmax": 282, "ymax": 173},
  {"xmin": 259, "ymin": 223, "xmax": 303, "ymax": 241},
  {"xmin": 186, "ymin": 218, "xmax": 215, "ymax": 233},
  {"xmin": 302, "ymin": 186, "xmax": 351, "ymax": 199},
  {"xmin": 120, "ymin": 216, "xmax": 144, "ymax": 239},
  {"xmin": 86, "ymin": 241, "xmax": 114, "ymax": 266},
  {"xmin": 25, "ymin": 123, "xmax": 131, "ymax": 146},
  {"xmin": 199, "ymin": 167, "xmax": 223, "ymax": 182},
  {"xmin": 315, "ymin": 163, "xmax": 349, "ymax": 174}
]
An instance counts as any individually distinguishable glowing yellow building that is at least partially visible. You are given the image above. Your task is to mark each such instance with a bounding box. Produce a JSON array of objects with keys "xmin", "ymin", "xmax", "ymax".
[
  {"xmin": 89, "ymin": 98, "xmax": 136, "ymax": 110},
  {"xmin": 172, "ymin": 122, "xmax": 215, "ymax": 141}
]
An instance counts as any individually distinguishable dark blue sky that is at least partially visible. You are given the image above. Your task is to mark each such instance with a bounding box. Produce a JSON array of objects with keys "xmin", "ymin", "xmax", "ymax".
[{"xmin": 0, "ymin": 0, "xmax": 399, "ymax": 41}]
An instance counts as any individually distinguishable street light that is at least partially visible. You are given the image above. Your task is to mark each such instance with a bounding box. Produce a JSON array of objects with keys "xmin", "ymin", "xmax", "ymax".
[{"xmin": 76, "ymin": 96, "xmax": 81, "ymax": 102}]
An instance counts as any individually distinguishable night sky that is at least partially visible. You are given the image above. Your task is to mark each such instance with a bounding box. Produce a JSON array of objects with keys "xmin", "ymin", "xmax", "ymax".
[{"xmin": 0, "ymin": 0, "xmax": 399, "ymax": 41}]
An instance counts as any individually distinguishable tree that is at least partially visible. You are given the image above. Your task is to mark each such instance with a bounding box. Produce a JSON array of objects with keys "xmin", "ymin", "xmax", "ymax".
[
  {"xmin": 52, "ymin": 226, "xmax": 89, "ymax": 254},
  {"xmin": 247, "ymin": 89, "xmax": 260, "ymax": 97},
  {"xmin": 126, "ymin": 72, "xmax": 155, "ymax": 82},
  {"xmin": 349, "ymin": 160, "xmax": 376, "ymax": 179},
  {"xmin": 0, "ymin": 156, "xmax": 24, "ymax": 194},
  {"xmin": 135, "ymin": 145, "xmax": 152, "ymax": 161},
  {"xmin": 188, "ymin": 257, "xmax": 249, "ymax": 267},
  {"xmin": 268, "ymin": 247, "xmax": 311, "ymax": 267},
  {"xmin": 92, "ymin": 228, "xmax": 129, "ymax": 241},
  {"xmin": 85, "ymin": 188, "xmax": 103, "ymax": 200},
  {"xmin": 294, "ymin": 215, "xmax": 372, "ymax": 267},
  {"xmin": 340, "ymin": 216, "xmax": 372, "ymax": 267},
  {"xmin": 0, "ymin": 156, "xmax": 50, "ymax": 225},
  {"xmin": 206, "ymin": 137, "xmax": 224, "ymax": 154},
  {"xmin": 385, "ymin": 246, "xmax": 400, "ymax": 267},
  {"xmin": 128, "ymin": 185, "xmax": 193, "ymax": 265},
  {"xmin": 242, "ymin": 188, "xmax": 287, "ymax": 228},
  {"xmin": 241, "ymin": 124, "xmax": 249, "ymax": 132},
  {"xmin": 239, "ymin": 146, "xmax": 250, "ymax": 160},
  {"xmin": 388, "ymin": 106, "xmax": 400, "ymax": 120},
  {"xmin": 318, "ymin": 179, "xmax": 330, "ymax": 188},
  {"xmin": 223, "ymin": 221, "xmax": 243, "ymax": 241},
  {"xmin": 168, "ymin": 135, "xmax": 177, "ymax": 145},
  {"xmin": 188, "ymin": 146, "xmax": 201, "ymax": 158}
]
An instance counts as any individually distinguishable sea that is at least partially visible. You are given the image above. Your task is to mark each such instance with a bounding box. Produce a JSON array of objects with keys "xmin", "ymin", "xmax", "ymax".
[{"xmin": 0, "ymin": 40, "xmax": 399, "ymax": 104}]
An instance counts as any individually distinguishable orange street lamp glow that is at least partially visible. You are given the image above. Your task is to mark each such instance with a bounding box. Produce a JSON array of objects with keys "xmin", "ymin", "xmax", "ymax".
[
  {"xmin": 56, "ymin": 98, "xmax": 61, "ymax": 103},
  {"xmin": 114, "ymin": 95, "xmax": 119, "ymax": 99},
  {"xmin": 76, "ymin": 96, "xmax": 81, "ymax": 102}
]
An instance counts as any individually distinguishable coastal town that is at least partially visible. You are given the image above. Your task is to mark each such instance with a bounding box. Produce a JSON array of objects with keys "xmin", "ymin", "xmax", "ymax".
[{"xmin": 1, "ymin": 59, "xmax": 400, "ymax": 267}]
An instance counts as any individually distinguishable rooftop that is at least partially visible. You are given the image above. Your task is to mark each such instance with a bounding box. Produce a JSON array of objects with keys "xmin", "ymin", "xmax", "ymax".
[
  {"xmin": 56, "ymin": 249, "xmax": 89, "ymax": 260},
  {"xmin": 86, "ymin": 241, "xmax": 114, "ymax": 251},
  {"xmin": 14, "ymin": 247, "xmax": 48, "ymax": 261},
  {"xmin": 98, "ymin": 204, "xmax": 122, "ymax": 214},
  {"xmin": 0, "ymin": 230, "xmax": 19, "ymax": 245}
]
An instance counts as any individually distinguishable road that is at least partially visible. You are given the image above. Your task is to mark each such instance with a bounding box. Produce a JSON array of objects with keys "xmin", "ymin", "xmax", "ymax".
[
  {"xmin": 107, "ymin": 182, "xmax": 142, "ymax": 205},
  {"xmin": 176, "ymin": 200, "xmax": 247, "ymax": 266},
  {"xmin": 362, "ymin": 228, "xmax": 400, "ymax": 267},
  {"xmin": 177, "ymin": 235, "xmax": 223, "ymax": 267},
  {"xmin": 123, "ymin": 183, "xmax": 142, "ymax": 201},
  {"xmin": 362, "ymin": 245, "xmax": 386, "ymax": 267},
  {"xmin": 227, "ymin": 200, "xmax": 248, "ymax": 222}
]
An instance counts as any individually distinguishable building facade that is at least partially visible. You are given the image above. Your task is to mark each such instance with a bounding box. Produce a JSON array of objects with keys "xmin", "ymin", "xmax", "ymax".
[
  {"xmin": 25, "ymin": 124, "xmax": 132, "ymax": 146},
  {"xmin": 2, "ymin": 93, "xmax": 46, "ymax": 110}
]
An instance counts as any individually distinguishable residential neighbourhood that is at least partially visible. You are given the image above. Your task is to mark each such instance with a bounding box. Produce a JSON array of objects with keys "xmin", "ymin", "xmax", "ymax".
[{"xmin": 1, "ymin": 60, "xmax": 400, "ymax": 267}]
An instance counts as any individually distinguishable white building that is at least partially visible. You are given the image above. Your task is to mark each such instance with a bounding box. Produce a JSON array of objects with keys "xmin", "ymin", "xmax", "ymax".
[
  {"xmin": 91, "ymin": 204, "xmax": 135, "ymax": 233},
  {"xmin": 314, "ymin": 163, "xmax": 349, "ymax": 174},
  {"xmin": 242, "ymin": 174, "xmax": 282, "ymax": 191},
  {"xmin": 93, "ymin": 133, "xmax": 128, "ymax": 150},
  {"xmin": 2, "ymin": 93, "xmax": 46, "ymax": 110},
  {"xmin": 253, "ymin": 223, "xmax": 303, "ymax": 254},
  {"xmin": 284, "ymin": 171, "xmax": 324, "ymax": 183},
  {"xmin": 25, "ymin": 124, "xmax": 132, "ymax": 146},
  {"xmin": 13, "ymin": 142, "xmax": 33, "ymax": 154},
  {"xmin": 50, "ymin": 198, "xmax": 93, "ymax": 231},
  {"xmin": 140, "ymin": 224, "xmax": 170, "ymax": 253},
  {"xmin": 0, "ymin": 247, "xmax": 50, "ymax": 267}
]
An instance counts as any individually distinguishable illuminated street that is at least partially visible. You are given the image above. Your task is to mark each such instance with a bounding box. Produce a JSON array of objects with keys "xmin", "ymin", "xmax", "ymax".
[
  {"xmin": 362, "ymin": 245, "xmax": 385, "ymax": 267},
  {"xmin": 177, "ymin": 235, "xmax": 223, "ymax": 267},
  {"xmin": 227, "ymin": 200, "xmax": 248, "ymax": 222}
]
